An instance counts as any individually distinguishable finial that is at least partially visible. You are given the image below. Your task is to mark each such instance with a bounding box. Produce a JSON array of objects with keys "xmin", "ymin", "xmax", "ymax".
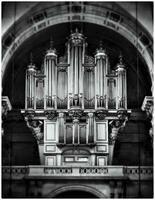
[
  {"xmin": 119, "ymin": 52, "xmax": 123, "ymax": 64},
  {"xmin": 30, "ymin": 53, "xmax": 33, "ymax": 65},
  {"xmin": 50, "ymin": 36, "xmax": 54, "ymax": 49},
  {"xmin": 99, "ymin": 40, "xmax": 103, "ymax": 49},
  {"xmin": 75, "ymin": 27, "xmax": 79, "ymax": 33}
]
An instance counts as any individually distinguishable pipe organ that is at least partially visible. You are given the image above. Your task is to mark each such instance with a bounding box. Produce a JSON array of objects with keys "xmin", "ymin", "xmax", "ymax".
[{"xmin": 24, "ymin": 29, "xmax": 127, "ymax": 166}]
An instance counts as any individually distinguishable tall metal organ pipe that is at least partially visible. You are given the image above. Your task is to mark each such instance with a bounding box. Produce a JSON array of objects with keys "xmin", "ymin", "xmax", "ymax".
[
  {"xmin": 116, "ymin": 54, "xmax": 127, "ymax": 109},
  {"xmin": 25, "ymin": 62, "xmax": 36, "ymax": 109},
  {"xmin": 95, "ymin": 44, "xmax": 108, "ymax": 109},
  {"xmin": 67, "ymin": 29, "xmax": 85, "ymax": 108},
  {"xmin": 44, "ymin": 44, "xmax": 57, "ymax": 109}
]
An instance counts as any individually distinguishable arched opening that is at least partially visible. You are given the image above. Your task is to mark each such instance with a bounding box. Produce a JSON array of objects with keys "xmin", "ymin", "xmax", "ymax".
[{"xmin": 53, "ymin": 190, "xmax": 99, "ymax": 198}]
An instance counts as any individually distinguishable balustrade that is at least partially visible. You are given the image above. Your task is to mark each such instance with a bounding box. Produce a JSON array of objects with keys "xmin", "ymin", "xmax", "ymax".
[{"xmin": 3, "ymin": 166, "xmax": 152, "ymax": 179}]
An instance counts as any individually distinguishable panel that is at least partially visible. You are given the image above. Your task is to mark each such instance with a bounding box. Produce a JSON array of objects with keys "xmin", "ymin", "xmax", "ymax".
[
  {"xmin": 64, "ymin": 157, "xmax": 75, "ymax": 162},
  {"xmin": 96, "ymin": 122, "xmax": 108, "ymax": 142},
  {"xmin": 79, "ymin": 125, "xmax": 86, "ymax": 144},
  {"xmin": 96, "ymin": 145, "xmax": 108, "ymax": 153},
  {"xmin": 45, "ymin": 122, "xmax": 56, "ymax": 142},
  {"xmin": 76, "ymin": 157, "xmax": 88, "ymax": 162},
  {"xmin": 97, "ymin": 156, "xmax": 107, "ymax": 166},
  {"xmin": 45, "ymin": 145, "xmax": 56, "ymax": 153},
  {"xmin": 46, "ymin": 156, "xmax": 55, "ymax": 166},
  {"xmin": 66, "ymin": 125, "xmax": 73, "ymax": 144}
]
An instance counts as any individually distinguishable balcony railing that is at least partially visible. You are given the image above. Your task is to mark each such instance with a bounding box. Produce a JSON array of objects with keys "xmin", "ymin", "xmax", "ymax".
[{"xmin": 2, "ymin": 166, "xmax": 153, "ymax": 180}]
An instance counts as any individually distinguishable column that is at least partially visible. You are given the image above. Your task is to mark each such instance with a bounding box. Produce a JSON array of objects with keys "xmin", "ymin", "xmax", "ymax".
[
  {"xmin": 58, "ymin": 112, "xmax": 65, "ymax": 143},
  {"xmin": 44, "ymin": 41, "xmax": 57, "ymax": 109},
  {"xmin": 87, "ymin": 112, "xmax": 94, "ymax": 143},
  {"xmin": 116, "ymin": 54, "xmax": 127, "ymax": 109},
  {"xmin": 95, "ymin": 42, "xmax": 107, "ymax": 109}
]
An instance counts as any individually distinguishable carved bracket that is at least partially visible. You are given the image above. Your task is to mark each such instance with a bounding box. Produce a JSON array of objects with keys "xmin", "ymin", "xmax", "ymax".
[
  {"xmin": 25, "ymin": 119, "xmax": 44, "ymax": 142},
  {"xmin": 141, "ymin": 96, "xmax": 153, "ymax": 145},
  {"xmin": 44, "ymin": 110, "xmax": 57, "ymax": 120},
  {"xmin": 68, "ymin": 109, "xmax": 83, "ymax": 120},
  {"xmin": 95, "ymin": 110, "xmax": 108, "ymax": 120},
  {"xmin": 24, "ymin": 110, "xmax": 35, "ymax": 120},
  {"xmin": 109, "ymin": 110, "xmax": 128, "ymax": 145}
]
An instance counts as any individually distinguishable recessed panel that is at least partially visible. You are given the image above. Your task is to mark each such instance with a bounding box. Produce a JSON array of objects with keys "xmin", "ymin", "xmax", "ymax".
[
  {"xmin": 96, "ymin": 145, "xmax": 108, "ymax": 153},
  {"xmin": 44, "ymin": 122, "xmax": 56, "ymax": 142},
  {"xmin": 96, "ymin": 122, "xmax": 108, "ymax": 142},
  {"xmin": 45, "ymin": 145, "xmax": 56, "ymax": 153},
  {"xmin": 46, "ymin": 156, "xmax": 56, "ymax": 166},
  {"xmin": 97, "ymin": 156, "xmax": 107, "ymax": 166}
]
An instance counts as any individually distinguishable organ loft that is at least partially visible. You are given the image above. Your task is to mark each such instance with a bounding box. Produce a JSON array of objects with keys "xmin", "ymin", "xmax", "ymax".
[{"xmin": 23, "ymin": 28, "xmax": 129, "ymax": 166}]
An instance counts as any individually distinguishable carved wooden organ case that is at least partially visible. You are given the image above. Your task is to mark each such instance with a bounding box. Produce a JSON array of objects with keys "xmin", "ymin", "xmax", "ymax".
[{"xmin": 24, "ymin": 29, "xmax": 127, "ymax": 166}]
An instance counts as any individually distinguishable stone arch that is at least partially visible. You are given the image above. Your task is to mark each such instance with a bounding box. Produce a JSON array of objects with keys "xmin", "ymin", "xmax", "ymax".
[
  {"xmin": 46, "ymin": 184, "xmax": 106, "ymax": 198},
  {"xmin": 2, "ymin": 2, "xmax": 153, "ymax": 83}
]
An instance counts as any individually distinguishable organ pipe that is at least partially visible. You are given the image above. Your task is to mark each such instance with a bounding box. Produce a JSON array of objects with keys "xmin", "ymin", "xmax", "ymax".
[
  {"xmin": 25, "ymin": 60, "xmax": 36, "ymax": 109},
  {"xmin": 95, "ymin": 43, "xmax": 107, "ymax": 109},
  {"xmin": 67, "ymin": 28, "xmax": 85, "ymax": 109},
  {"xmin": 116, "ymin": 54, "xmax": 127, "ymax": 109},
  {"xmin": 44, "ymin": 42, "xmax": 57, "ymax": 109}
]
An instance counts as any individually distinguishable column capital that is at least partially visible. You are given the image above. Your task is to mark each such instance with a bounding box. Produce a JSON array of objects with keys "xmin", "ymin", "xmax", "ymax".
[
  {"xmin": 73, "ymin": 118, "xmax": 79, "ymax": 123},
  {"xmin": 87, "ymin": 112, "xmax": 94, "ymax": 118},
  {"xmin": 58, "ymin": 112, "xmax": 65, "ymax": 118}
]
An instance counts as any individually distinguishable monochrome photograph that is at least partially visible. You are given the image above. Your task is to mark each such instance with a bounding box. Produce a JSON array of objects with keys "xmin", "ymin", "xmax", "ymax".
[{"xmin": 2, "ymin": 1, "xmax": 153, "ymax": 198}]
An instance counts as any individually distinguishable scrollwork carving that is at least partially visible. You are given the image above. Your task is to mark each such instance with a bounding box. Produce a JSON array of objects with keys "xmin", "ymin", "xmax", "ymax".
[
  {"xmin": 95, "ymin": 110, "xmax": 108, "ymax": 120},
  {"xmin": 44, "ymin": 110, "xmax": 57, "ymax": 120}
]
